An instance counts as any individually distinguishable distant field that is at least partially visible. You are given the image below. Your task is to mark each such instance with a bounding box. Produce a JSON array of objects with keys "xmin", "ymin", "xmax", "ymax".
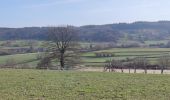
[
  {"xmin": 0, "ymin": 69, "xmax": 170, "ymax": 100},
  {"xmin": 0, "ymin": 48, "xmax": 170, "ymax": 68},
  {"xmin": 0, "ymin": 53, "xmax": 38, "ymax": 68},
  {"xmin": 82, "ymin": 48, "xmax": 170, "ymax": 66},
  {"xmin": 0, "ymin": 40, "xmax": 44, "ymax": 48},
  {"xmin": 145, "ymin": 40, "xmax": 169, "ymax": 45},
  {"xmin": 0, "ymin": 53, "xmax": 37, "ymax": 63},
  {"xmin": 0, "ymin": 40, "xmax": 170, "ymax": 68}
]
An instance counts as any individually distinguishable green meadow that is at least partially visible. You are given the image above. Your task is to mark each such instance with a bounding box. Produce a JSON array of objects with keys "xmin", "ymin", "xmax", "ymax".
[
  {"xmin": 0, "ymin": 69, "xmax": 170, "ymax": 100},
  {"xmin": 0, "ymin": 48, "xmax": 170, "ymax": 67},
  {"xmin": 83, "ymin": 48, "xmax": 170, "ymax": 66}
]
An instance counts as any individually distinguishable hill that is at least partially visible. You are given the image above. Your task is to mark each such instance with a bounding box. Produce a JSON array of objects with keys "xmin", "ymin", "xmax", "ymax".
[{"xmin": 1, "ymin": 21, "xmax": 170, "ymax": 42}]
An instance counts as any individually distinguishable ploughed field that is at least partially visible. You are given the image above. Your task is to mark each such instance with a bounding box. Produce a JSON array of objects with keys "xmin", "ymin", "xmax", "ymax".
[{"xmin": 0, "ymin": 69, "xmax": 170, "ymax": 100}]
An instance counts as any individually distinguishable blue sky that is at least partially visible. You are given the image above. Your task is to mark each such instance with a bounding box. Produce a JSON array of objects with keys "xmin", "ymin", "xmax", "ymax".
[{"xmin": 1, "ymin": 0, "xmax": 170, "ymax": 27}]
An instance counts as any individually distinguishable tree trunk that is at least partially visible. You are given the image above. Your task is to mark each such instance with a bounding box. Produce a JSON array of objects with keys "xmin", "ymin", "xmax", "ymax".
[
  {"xmin": 144, "ymin": 68, "xmax": 147, "ymax": 74},
  {"xmin": 121, "ymin": 67, "xmax": 123, "ymax": 73},
  {"xmin": 129, "ymin": 68, "xmax": 130, "ymax": 73},
  {"xmin": 134, "ymin": 66, "xmax": 136, "ymax": 73},
  {"xmin": 161, "ymin": 66, "xmax": 164, "ymax": 74},
  {"xmin": 109, "ymin": 66, "xmax": 111, "ymax": 72},
  {"xmin": 103, "ymin": 66, "xmax": 106, "ymax": 72},
  {"xmin": 60, "ymin": 52, "xmax": 65, "ymax": 70}
]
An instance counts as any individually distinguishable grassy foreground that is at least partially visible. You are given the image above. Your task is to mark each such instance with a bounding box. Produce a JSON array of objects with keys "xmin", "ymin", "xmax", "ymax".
[{"xmin": 0, "ymin": 70, "xmax": 170, "ymax": 100}]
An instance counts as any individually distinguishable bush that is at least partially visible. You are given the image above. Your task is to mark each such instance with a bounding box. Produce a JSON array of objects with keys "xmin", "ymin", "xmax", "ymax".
[{"xmin": 36, "ymin": 57, "xmax": 52, "ymax": 69}]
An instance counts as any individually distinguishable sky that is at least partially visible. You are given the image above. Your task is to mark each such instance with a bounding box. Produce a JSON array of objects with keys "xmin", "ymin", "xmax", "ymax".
[{"xmin": 1, "ymin": 0, "xmax": 170, "ymax": 27}]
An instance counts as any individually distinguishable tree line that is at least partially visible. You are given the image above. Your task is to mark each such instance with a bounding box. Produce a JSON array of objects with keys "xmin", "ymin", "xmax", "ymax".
[
  {"xmin": 104, "ymin": 56, "xmax": 170, "ymax": 74},
  {"xmin": 2, "ymin": 21, "xmax": 170, "ymax": 42}
]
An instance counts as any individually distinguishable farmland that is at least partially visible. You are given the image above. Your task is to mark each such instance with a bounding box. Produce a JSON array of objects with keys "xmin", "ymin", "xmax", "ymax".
[
  {"xmin": 82, "ymin": 48, "xmax": 170, "ymax": 67},
  {"xmin": 3, "ymin": 1, "xmax": 170, "ymax": 99},
  {"xmin": 0, "ymin": 47, "xmax": 170, "ymax": 68},
  {"xmin": 0, "ymin": 69, "xmax": 170, "ymax": 100}
]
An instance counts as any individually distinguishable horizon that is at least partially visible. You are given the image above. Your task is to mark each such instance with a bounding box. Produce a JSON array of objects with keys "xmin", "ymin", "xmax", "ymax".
[
  {"xmin": 1, "ymin": 0, "xmax": 170, "ymax": 27},
  {"xmin": 1, "ymin": 20, "xmax": 170, "ymax": 28}
]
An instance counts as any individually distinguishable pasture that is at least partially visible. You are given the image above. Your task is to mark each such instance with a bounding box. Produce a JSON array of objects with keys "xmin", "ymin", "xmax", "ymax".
[
  {"xmin": 83, "ymin": 48, "xmax": 170, "ymax": 67},
  {"xmin": 0, "ymin": 69, "xmax": 170, "ymax": 100},
  {"xmin": 0, "ymin": 48, "xmax": 170, "ymax": 68}
]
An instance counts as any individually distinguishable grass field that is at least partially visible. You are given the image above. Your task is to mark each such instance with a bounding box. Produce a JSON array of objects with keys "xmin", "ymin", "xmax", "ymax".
[
  {"xmin": 144, "ymin": 40, "xmax": 169, "ymax": 45},
  {"xmin": 0, "ymin": 40, "xmax": 170, "ymax": 68},
  {"xmin": 83, "ymin": 48, "xmax": 170, "ymax": 66},
  {"xmin": 0, "ymin": 69, "xmax": 170, "ymax": 100},
  {"xmin": 0, "ymin": 53, "xmax": 37, "ymax": 64},
  {"xmin": 0, "ymin": 48, "xmax": 170, "ymax": 68}
]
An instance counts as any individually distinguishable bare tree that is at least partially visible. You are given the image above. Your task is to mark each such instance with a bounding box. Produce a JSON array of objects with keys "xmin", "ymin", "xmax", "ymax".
[
  {"xmin": 104, "ymin": 59, "xmax": 112, "ymax": 72},
  {"xmin": 104, "ymin": 59, "xmax": 124, "ymax": 72},
  {"xmin": 124, "ymin": 62, "xmax": 133, "ymax": 74},
  {"xmin": 133, "ymin": 57, "xmax": 149, "ymax": 74},
  {"xmin": 37, "ymin": 56, "xmax": 52, "ymax": 69},
  {"xmin": 47, "ymin": 26, "xmax": 79, "ymax": 70},
  {"xmin": 132, "ymin": 58, "xmax": 138, "ymax": 73},
  {"xmin": 159, "ymin": 55, "xmax": 170, "ymax": 74}
]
